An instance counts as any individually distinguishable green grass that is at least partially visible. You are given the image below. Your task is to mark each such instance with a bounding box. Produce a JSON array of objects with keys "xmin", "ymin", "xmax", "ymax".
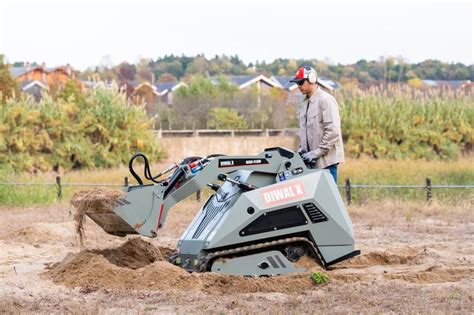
[
  {"xmin": 0, "ymin": 171, "xmax": 56, "ymax": 206},
  {"xmin": 338, "ymin": 156, "xmax": 474, "ymax": 202}
]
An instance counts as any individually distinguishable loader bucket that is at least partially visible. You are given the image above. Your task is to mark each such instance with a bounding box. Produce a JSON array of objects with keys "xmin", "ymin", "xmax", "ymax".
[
  {"xmin": 71, "ymin": 189, "xmax": 137, "ymax": 237},
  {"xmin": 85, "ymin": 208, "xmax": 137, "ymax": 237}
]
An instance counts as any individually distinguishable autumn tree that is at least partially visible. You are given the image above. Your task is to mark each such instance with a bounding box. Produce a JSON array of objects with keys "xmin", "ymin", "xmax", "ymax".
[{"xmin": 0, "ymin": 55, "xmax": 20, "ymax": 101}]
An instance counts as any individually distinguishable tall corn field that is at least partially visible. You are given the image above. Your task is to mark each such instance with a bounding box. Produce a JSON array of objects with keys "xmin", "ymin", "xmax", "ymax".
[{"xmin": 337, "ymin": 86, "xmax": 473, "ymax": 160}]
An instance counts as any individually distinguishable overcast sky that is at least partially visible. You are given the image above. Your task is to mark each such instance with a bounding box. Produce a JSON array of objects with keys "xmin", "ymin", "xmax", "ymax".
[{"xmin": 0, "ymin": 0, "xmax": 472, "ymax": 70}]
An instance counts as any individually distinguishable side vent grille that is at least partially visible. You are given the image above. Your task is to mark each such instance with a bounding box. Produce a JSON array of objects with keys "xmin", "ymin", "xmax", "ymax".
[
  {"xmin": 193, "ymin": 199, "xmax": 230, "ymax": 239},
  {"xmin": 302, "ymin": 203, "xmax": 328, "ymax": 223}
]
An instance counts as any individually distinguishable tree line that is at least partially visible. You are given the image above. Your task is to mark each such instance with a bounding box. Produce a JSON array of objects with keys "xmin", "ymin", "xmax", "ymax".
[
  {"xmin": 8, "ymin": 54, "xmax": 472, "ymax": 90},
  {"xmin": 71, "ymin": 55, "xmax": 473, "ymax": 86}
]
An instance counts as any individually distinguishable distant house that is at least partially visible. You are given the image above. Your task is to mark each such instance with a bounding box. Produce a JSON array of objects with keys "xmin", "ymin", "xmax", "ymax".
[
  {"xmin": 10, "ymin": 62, "xmax": 75, "ymax": 100},
  {"xmin": 270, "ymin": 76, "xmax": 295, "ymax": 90},
  {"xmin": 10, "ymin": 63, "xmax": 75, "ymax": 86},
  {"xmin": 44, "ymin": 65, "xmax": 75, "ymax": 86},
  {"xmin": 19, "ymin": 80, "xmax": 48, "ymax": 102},
  {"xmin": 227, "ymin": 74, "xmax": 280, "ymax": 91},
  {"xmin": 132, "ymin": 81, "xmax": 158, "ymax": 94},
  {"xmin": 154, "ymin": 82, "xmax": 187, "ymax": 105},
  {"xmin": 11, "ymin": 64, "xmax": 47, "ymax": 83},
  {"xmin": 271, "ymin": 76, "xmax": 301, "ymax": 104},
  {"xmin": 81, "ymin": 80, "xmax": 118, "ymax": 91},
  {"xmin": 318, "ymin": 77, "xmax": 341, "ymax": 91},
  {"xmin": 131, "ymin": 82, "xmax": 160, "ymax": 106},
  {"xmin": 210, "ymin": 74, "xmax": 280, "ymax": 107},
  {"xmin": 422, "ymin": 80, "xmax": 471, "ymax": 90}
]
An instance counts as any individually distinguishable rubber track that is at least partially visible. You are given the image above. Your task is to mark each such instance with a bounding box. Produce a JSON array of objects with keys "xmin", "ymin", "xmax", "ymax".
[{"xmin": 199, "ymin": 236, "xmax": 326, "ymax": 272}]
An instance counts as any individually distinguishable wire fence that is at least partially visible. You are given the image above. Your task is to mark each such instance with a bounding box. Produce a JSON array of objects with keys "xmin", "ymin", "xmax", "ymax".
[
  {"xmin": 154, "ymin": 128, "xmax": 299, "ymax": 138},
  {"xmin": 1, "ymin": 176, "xmax": 473, "ymax": 205}
]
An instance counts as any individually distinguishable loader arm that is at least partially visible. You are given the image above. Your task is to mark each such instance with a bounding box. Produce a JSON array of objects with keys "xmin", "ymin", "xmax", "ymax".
[{"xmin": 98, "ymin": 147, "xmax": 310, "ymax": 237}]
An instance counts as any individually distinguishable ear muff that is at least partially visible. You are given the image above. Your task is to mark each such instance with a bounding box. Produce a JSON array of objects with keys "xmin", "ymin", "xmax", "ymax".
[
  {"xmin": 308, "ymin": 71, "xmax": 317, "ymax": 84},
  {"xmin": 305, "ymin": 66, "xmax": 317, "ymax": 84}
]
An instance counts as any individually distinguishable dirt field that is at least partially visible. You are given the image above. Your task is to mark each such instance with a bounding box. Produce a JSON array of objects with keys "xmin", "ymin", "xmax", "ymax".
[{"xmin": 0, "ymin": 197, "xmax": 473, "ymax": 314}]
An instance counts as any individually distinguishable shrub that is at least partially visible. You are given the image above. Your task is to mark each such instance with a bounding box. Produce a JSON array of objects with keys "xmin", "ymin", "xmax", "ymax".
[
  {"xmin": 207, "ymin": 107, "xmax": 248, "ymax": 129},
  {"xmin": 0, "ymin": 87, "xmax": 164, "ymax": 172}
]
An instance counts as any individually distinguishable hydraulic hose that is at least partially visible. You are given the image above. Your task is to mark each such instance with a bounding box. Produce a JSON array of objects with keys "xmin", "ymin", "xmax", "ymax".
[{"xmin": 128, "ymin": 153, "xmax": 164, "ymax": 185}]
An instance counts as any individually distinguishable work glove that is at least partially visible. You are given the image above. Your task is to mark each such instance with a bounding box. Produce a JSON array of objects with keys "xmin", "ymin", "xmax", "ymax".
[
  {"xmin": 301, "ymin": 149, "xmax": 322, "ymax": 164},
  {"xmin": 301, "ymin": 150, "xmax": 317, "ymax": 162}
]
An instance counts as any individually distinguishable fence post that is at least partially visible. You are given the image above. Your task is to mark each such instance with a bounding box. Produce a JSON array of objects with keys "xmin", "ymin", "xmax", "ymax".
[
  {"xmin": 196, "ymin": 190, "xmax": 201, "ymax": 202},
  {"xmin": 56, "ymin": 176, "xmax": 62, "ymax": 201},
  {"xmin": 426, "ymin": 178, "xmax": 432, "ymax": 201},
  {"xmin": 345, "ymin": 178, "xmax": 352, "ymax": 205},
  {"xmin": 124, "ymin": 176, "xmax": 129, "ymax": 187}
]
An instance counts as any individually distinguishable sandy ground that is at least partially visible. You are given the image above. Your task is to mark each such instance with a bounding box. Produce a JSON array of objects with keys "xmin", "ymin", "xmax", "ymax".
[{"xmin": 0, "ymin": 197, "xmax": 473, "ymax": 314}]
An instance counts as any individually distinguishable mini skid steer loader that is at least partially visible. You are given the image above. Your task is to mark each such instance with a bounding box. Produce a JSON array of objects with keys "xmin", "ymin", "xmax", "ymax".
[{"xmin": 85, "ymin": 147, "xmax": 359, "ymax": 276}]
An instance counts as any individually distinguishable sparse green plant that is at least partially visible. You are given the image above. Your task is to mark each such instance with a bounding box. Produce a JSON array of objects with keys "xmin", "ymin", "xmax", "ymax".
[{"xmin": 310, "ymin": 271, "xmax": 329, "ymax": 285}]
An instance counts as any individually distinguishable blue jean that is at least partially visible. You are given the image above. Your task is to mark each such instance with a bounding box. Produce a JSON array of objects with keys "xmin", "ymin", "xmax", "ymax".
[{"xmin": 324, "ymin": 164, "xmax": 338, "ymax": 183}]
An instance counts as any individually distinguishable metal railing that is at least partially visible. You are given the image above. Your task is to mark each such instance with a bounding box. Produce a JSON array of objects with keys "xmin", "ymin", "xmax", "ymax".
[
  {"xmin": 1, "ymin": 176, "xmax": 473, "ymax": 204},
  {"xmin": 154, "ymin": 128, "xmax": 299, "ymax": 138}
]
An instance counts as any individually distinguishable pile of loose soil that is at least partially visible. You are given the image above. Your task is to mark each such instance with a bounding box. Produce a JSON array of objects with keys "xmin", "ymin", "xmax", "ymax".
[
  {"xmin": 294, "ymin": 255, "xmax": 325, "ymax": 271},
  {"xmin": 91, "ymin": 237, "xmax": 175, "ymax": 269},
  {"xmin": 45, "ymin": 238, "xmax": 471, "ymax": 294},
  {"xmin": 70, "ymin": 189, "xmax": 123, "ymax": 245},
  {"xmin": 44, "ymin": 238, "xmax": 318, "ymax": 294}
]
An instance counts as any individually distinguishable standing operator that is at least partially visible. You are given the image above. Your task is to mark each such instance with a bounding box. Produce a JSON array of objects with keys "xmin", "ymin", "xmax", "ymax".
[{"xmin": 290, "ymin": 66, "xmax": 344, "ymax": 183}]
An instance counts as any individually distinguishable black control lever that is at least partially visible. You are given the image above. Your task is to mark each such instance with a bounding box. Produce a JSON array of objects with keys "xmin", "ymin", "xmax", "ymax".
[
  {"xmin": 217, "ymin": 174, "xmax": 257, "ymax": 191},
  {"xmin": 207, "ymin": 183, "xmax": 220, "ymax": 192}
]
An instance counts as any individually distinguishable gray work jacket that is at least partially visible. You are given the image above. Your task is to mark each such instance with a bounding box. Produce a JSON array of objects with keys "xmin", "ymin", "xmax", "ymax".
[{"xmin": 298, "ymin": 88, "xmax": 345, "ymax": 169}]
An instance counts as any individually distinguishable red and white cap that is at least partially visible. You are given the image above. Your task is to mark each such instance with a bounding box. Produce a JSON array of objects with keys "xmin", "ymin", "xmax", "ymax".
[{"xmin": 290, "ymin": 66, "xmax": 317, "ymax": 83}]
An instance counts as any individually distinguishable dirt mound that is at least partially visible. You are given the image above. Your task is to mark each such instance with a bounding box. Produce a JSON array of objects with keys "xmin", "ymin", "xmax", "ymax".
[
  {"xmin": 294, "ymin": 255, "xmax": 325, "ymax": 272},
  {"xmin": 91, "ymin": 238, "xmax": 175, "ymax": 269},
  {"xmin": 45, "ymin": 238, "xmax": 188, "ymax": 290},
  {"xmin": 45, "ymin": 239, "xmax": 467, "ymax": 294},
  {"xmin": 70, "ymin": 189, "xmax": 123, "ymax": 245},
  {"xmin": 338, "ymin": 246, "xmax": 423, "ymax": 267},
  {"xmin": 44, "ymin": 238, "xmax": 318, "ymax": 294}
]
